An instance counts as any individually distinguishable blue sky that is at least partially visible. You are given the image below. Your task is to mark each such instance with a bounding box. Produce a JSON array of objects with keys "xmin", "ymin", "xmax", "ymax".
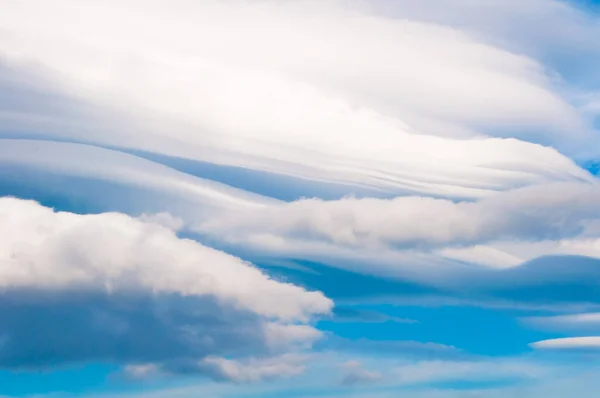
[{"xmin": 1, "ymin": 0, "xmax": 600, "ymax": 397}]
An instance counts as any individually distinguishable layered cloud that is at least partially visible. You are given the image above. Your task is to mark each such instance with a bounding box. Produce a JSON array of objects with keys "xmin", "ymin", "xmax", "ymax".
[
  {"xmin": 0, "ymin": 139, "xmax": 275, "ymax": 220},
  {"xmin": 1, "ymin": 0, "xmax": 597, "ymax": 199},
  {"xmin": 531, "ymin": 337, "xmax": 600, "ymax": 350},
  {"xmin": 525, "ymin": 313, "xmax": 600, "ymax": 352},
  {"xmin": 191, "ymin": 178, "xmax": 600, "ymax": 299},
  {"xmin": 523, "ymin": 312, "xmax": 600, "ymax": 333},
  {"xmin": 0, "ymin": 139, "xmax": 274, "ymax": 210},
  {"xmin": 0, "ymin": 198, "xmax": 331, "ymax": 379}
]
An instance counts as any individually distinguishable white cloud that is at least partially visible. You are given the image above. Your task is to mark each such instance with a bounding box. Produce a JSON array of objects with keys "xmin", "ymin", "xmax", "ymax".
[
  {"xmin": 197, "ymin": 354, "xmax": 307, "ymax": 383},
  {"xmin": 0, "ymin": 197, "xmax": 332, "ymax": 377},
  {"xmin": 373, "ymin": 0, "xmax": 600, "ymax": 61},
  {"xmin": 437, "ymin": 245, "xmax": 524, "ymax": 269},
  {"xmin": 197, "ymin": 181, "xmax": 600, "ymax": 251},
  {"xmin": 1, "ymin": 0, "xmax": 600, "ymax": 392},
  {"xmin": 137, "ymin": 212, "xmax": 184, "ymax": 231},
  {"xmin": 124, "ymin": 353, "xmax": 309, "ymax": 383},
  {"xmin": 530, "ymin": 336, "xmax": 600, "ymax": 350},
  {"xmin": 523, "ymin": 312, "xmax": 600, "ymax": 334},
  {"xmin": 0, "ymin": 139, "xmax": 275, "ymax": 214},
  {"xmin": 265, "ymin": 323, "xmax": 323, "ymax": 350},
  {"xmin": 0, "ymin": 197, "xmax": 331, "ymax": 320},
  {"xmin": 0, "ymin": 0, "xmax": 595, "ymax": 199},
  {"xmin": 452, "ymin": 236, "xmax": 600, "ymax": 270}
]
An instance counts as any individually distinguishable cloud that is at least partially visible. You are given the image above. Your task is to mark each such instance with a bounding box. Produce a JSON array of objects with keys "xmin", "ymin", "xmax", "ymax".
[
  {"xmin": 103, "ymin": 367, "xmax": 600, "ymax": 398},
  {"xmin": 330, "ymin": 307, "xmax": 417, "ymax": 324},
  {"xmin": 340, "ymin": 360, "xmax": 383, "ymax": 386},
  {"xmin": 1, "ymin": 0, "xmax": 600, "ymax": 395},
  {"xmin": 196, "ymin": 354, "xmax": 307, "ymax": 383},
  {"xmin": 0, "ymin": 0, "xmax": 596, "ymax": 199},
  {"xmin": 182, "ymin": 174, "xmax": 600, "ymax": 308},
  {"xmin": 123, "ymin": 363, "xmax": 160, "ymax": 379},
  {"xmin": 374, "ymin": 0, "xmax": 600, "ymax": 69},
  {"xmin": 0, "ymin": 197, "xmax": 331, "ymax": 379},
  {"xmin": 3, "ymin": 141, "xmax": 598, "ymax": 303},
  {"xmin": 0, "ymin": 197, "xmax": 330, "ymax": 320},
  {"xmin": 530, "ymin": 337, "xmax": 600, "ymax": 350},
  {"xmin": 123, "ymin": 354, "xmax": 309, "ymax": 383},
  {"xmin": 197, "ymin": 181, "xmax": 600, "ymax": 252},
  {"xmin": 109, "ymin": 353, "xmax": 556, "ymax": 397},
  {"xmin": 321, "ymin": 338, "xmax": 460, "ymax": 360},
  {"xmin": 0, "ymin": 139, "xmax": 274, "ymax": 214},
  {"xmin": 392, "ymin": 359, "xmax": 546, "ymax": 386},
  {"xmin": 522, "ymin": 312, "xmax": 600, "ymax": 334}
]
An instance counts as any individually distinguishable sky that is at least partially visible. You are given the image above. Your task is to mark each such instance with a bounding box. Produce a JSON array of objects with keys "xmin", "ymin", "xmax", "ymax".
[{"xmin": 1, "ymin": 0, "xmax": 600, "ymax": 397}]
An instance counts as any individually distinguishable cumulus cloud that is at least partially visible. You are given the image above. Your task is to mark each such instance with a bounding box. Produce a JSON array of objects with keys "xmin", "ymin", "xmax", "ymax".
[
  {"xmin": 197, "ymin": 181, "xmax": 599, "ymax": 251},
  {"xmin": 0, "ymin": 197, "xmax": 330, "ymax": 320},
  {"xmin": 0, "ymin": 197, "xmax": 331, "ymax": 378}
]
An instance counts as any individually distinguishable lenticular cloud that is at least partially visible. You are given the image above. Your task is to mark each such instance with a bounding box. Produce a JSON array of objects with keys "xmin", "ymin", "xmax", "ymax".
[{"xmin": 0, "ymin": 0, "xmax": 595, "ymax": 199}]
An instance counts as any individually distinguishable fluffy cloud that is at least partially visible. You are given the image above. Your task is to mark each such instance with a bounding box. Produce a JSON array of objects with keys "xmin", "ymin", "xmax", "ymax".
[
  {"xmin": 197, "ymin": 181, "xmax": 600, "ymax": 250},
  {"xmin": 0, "ymin": 197, "xmax": 331, "ymax": 378}
]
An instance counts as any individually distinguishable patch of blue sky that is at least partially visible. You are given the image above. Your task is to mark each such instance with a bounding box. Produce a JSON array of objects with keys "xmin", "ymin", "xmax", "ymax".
[
  {"xmin": 0, "ymin": 364, "xmax": 119, "ymax": 396},
  {"xmin": 317, "ymin": 304, "xmax": 557, "ymax": 357}
]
